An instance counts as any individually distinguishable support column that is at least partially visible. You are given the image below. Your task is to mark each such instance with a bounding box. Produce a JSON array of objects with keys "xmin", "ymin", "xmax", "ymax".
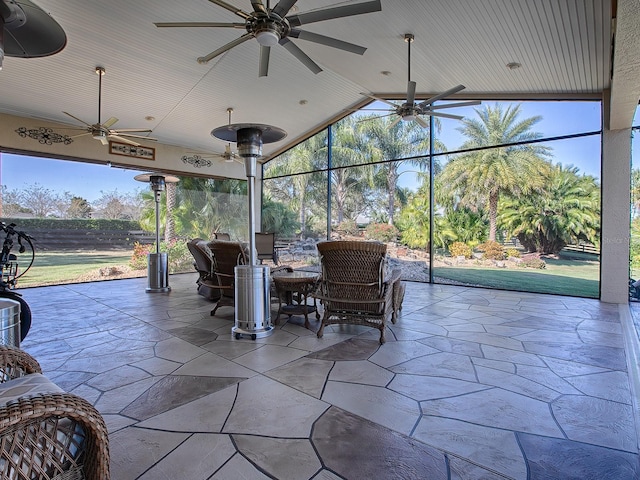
[{"xmin": 600, "ymin": 90, "xmax": 632, "ymax": 303}]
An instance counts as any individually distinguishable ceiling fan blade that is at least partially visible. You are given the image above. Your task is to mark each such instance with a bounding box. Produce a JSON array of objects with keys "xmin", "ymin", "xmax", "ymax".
[
  {"xmin": 406, "ymin": 81, "xmax": 417, "ymax": 105},
  {"xmin": 99, "ymin": 136, "xmax": 109, "ymax": 146},
  {"xmin": 208, "ymin": 0, "xmax": 251, "ymax": 19},
  {"xmin": 415, "ymin": 115, "xmax": 429, "ymax": 128},
  {"xmin": 197, "ymin": 32, "xmax": 253, "ymax": 64},
  {"xmin": 259, "ymin": 45, "xmax": 270, "ymax": 77},
  {"xmin": 289, "ymin": 29, "xmax": 366, "ymax": 55},
  {"xmin": 70, "ymin": 132, "xmax": 92, "ymax": 138},
  {"xmin": 154, "ymin": 22, "xmax": 245, "ymax": 28},
  {"xmin": 103, "ymin": 117, "xmax": 119, "ymax": 128},
  {"xmin": 287, "ymin": 0, "xmax": 381, "ymax": 27},
  {"xmin": 251, "ymin": 0, "xmax": 267, "ymax": 14},
  {"xmin": 279, "ymin": 38, "xmax": 322, "ymax": 74},
  {"xmin": 429, "ymin": 100, "xmax": 481, "ymax": 110},
  {"xmin": 388, "ymin": 116, "xmax": 403, "ymax": 129},
  {"xmin": 356, "ymin": 112, "xmax": 397, "ymax": 123},
  {"xmin": 272, "ymin": 0, "xmax": 297, "ymax": 18},
  {"xmin": 108, "ymin": 135, "xmax": 140, "ymax": 146},
  {"xmin": 421, "ymin": 110, "xmax": 464, "ymax": 120},
  {"xmin": 63, "ymin": 111, "xmax": 92, "ymax": 127},
  {"xmin": 110, "ymin": 128, "xmax": 153, "ymax": 133},
  {"xmin": 360, "ymin": 93, "xmax": 399, "ymax": 109},
  {"xmin": 113, "ymin": 133, "xmax": 158, "ymax": 141},
  {"xmin": 418, "ymin": 84, "xmax": 466, "ymax": 107}
]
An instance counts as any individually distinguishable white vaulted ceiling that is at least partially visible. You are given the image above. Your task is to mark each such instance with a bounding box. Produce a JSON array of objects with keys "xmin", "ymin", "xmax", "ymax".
[{"xmin": 0, "ymin": 0, "xmax": 636, "ymax": 167}]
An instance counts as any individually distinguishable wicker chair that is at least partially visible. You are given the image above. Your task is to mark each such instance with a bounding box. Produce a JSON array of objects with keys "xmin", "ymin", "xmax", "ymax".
[
  {"xmin": 0, "ymin": 345, "xmax": 110, "ymax": 480},
  {"xmin": 187, "ymin": 238, "xmax": 221, "ymax": 301},
  {"xmin": 207, "ymin": 239, "xmax": 249, "ymax": 316},
  {"xmin": 256, "ymin": 232, "xmax": 278, "ymax": 265},
  {"xmin": 314, "ymin": 241, "xmax": 403, "ymax": 344}
]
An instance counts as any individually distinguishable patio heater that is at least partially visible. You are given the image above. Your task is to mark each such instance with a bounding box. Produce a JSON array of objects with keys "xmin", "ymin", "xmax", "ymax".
[
  {"xmin": 134, "ymin": 173, "xmax": 179, "ymax": 293},
  {"xmin": 211, "ymin": 122, "xmax": 286, "ymax": 339}
]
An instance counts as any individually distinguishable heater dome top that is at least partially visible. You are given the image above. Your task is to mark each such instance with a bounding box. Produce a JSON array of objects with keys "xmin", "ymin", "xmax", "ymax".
[{"xmin": 211, "ymin": 123, "xmax": 287, "ymax": 144}]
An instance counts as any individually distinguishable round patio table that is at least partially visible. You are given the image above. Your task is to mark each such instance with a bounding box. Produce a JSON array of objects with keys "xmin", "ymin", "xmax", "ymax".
[{"xmin": 272, "ymin": 270, "xmax": 320, "ymax": 329}]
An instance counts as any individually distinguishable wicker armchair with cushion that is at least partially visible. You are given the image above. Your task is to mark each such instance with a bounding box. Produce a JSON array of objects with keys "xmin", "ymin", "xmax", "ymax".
[
  {"xmin": 207, "ymin": 239, "xmax": 250, "ymax": 316},
  {"xmin": 314, "ymin": 240, "xmax": 403, "ymax": 344},
  {"xmin": 0, "ymin": 345, "xmax": 110, "ymax": 480}
]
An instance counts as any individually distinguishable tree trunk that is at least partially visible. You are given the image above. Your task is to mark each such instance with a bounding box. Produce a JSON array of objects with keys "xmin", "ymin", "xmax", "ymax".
[
  {"xmin": 387, "ymin": 168, "xmax": 398, "ymax": 225},
  {"xmin": 488, "ymin": 190, "xmax": 499, "ymax": 241},
  {"xmin": 164, "ymin": 182, "xmax": 177, "ymax": 243}
]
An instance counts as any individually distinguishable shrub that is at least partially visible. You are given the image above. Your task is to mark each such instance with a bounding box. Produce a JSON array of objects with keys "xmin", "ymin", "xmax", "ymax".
[
  {"xmin": 476, "ymin": 241, "xmax": 505, "ymax": 260},
  {"xmin": 335, "ymin": 220, "xmax": 359, "ymax": 236},
  {"xmin": 520, "ymin": 257, "xmax": 547, "ymax": 269},
  {"xmin": 130, "ymin": 242, "xmax": 152, "ymax": 270},
  {"xmin": 365, "ymin": 223, "xmax": 398, "ymax": 242},
  {"xmin": 129, "ymin": 240, "xmax": 192, "ymax": 273},
  {"xmin": 162, "ymin": 239, "xmax": 193, "ymax": 273},
  {"xmin": 449, "ymin": 241, "xmax": 472, "ymax": 258},
  {"xmin": 505, "ymin": 248, "xmax": 520, "ymax": 258}
]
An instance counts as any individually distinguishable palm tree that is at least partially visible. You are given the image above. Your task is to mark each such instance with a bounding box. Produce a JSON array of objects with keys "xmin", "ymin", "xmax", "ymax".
[
  {"xmin": 263, "ymin": 131, "xmax": 327, "ymax": 237},
  {"xmin": 438, "ymin": 103, "xmax": 551, "ymax": 241},
  {"xmin": 356, "ymin": 115, "xmax": 438, "ymax": 225},
  {"xmin": 329, "ymin": 116, "xmax": 375, "ymax": 224},
  {"xmin": 164, "ymin": 181, "xmax": 177, "ymax": 242},
  {"xmin": 498, "ymin": 164, "xmax": 600, "ymax": 254}
]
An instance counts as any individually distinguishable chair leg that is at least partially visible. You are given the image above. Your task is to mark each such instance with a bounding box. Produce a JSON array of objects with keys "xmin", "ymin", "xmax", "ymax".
[
  {"xmin": 379, "ymin": 327, "xmax": 385, "ymax": 344},
  {"xmin": 317, "ymin": 321, "xmax": 325, "ymax": 338}
]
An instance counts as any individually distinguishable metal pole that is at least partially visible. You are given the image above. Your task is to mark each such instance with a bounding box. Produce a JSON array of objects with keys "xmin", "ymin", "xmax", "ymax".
[
  {"xmin": 155, "ymin": 192, "xmax": 160, "ymax": 254},
  {"xmin": 429, "ymin": 115, "xmax": 434, "ymax": 284},
  {"xmin": 245, "ymin": 156, "xmax": 257, "ymax": 266}
]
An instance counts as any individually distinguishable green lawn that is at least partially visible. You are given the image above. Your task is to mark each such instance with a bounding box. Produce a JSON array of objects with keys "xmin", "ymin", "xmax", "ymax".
[
  {"xmin": 13, "ymin": 250, "xmax": 136, "ymax": 287},
  {"xmin": 10, "ymin": 248, "xmax": 601, "ymax": 299},
  {"xmin": 434, "ymin": 256, "xmax": 600, "ymax": 298}
]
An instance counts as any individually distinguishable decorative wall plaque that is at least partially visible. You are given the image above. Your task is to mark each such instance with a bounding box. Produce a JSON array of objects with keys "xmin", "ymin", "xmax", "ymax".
[
  {"xmin": 15, "ymin": 127, "xmax": 73, "ymax": 145},
  {"xmin": 109, "ymin": 141, "xmax": 155, "ymax": 160},
  {"xmin": 181, "ymin": 154, "xmax": 212, "ymax": 168}
]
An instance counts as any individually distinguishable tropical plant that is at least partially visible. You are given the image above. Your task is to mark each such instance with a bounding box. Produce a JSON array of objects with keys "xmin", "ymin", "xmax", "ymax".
[
  {"xmin": 631, "ymin": 168, "xmax": 640, "ymax": 219},
  {"xmin": 438, "ymin": 103, "xmax": 551, "ymax": 241},
  {"xmin": 397, "ymin": 188, "xmax": 431, "ymax": 249},
  {"xmin": 264, "ymin": 131, "xmax": 328, "ymax": 237},
  {"xmin": 498, "ymin": 164, "xmax": 600, "ymax": 254},
  {"xmin": 330, "ymin": 116, "xmax": 376, "ymax": 224},
  {"xmin": 138, "ymin": 176, "xmax": 248, "ymax": 241},
  {"xmin": 356, "ymin": 115, "xmax": 441, "ymax": 224},
  {"xmin": 261, "ymin": 196, "xmax": 299, "ymax": 236}
]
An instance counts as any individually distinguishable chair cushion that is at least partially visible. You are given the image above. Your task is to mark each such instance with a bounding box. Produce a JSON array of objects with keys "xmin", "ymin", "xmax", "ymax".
[{"xmin": 0, "ymin": 373, "xmax": 64, "ymax": 404}]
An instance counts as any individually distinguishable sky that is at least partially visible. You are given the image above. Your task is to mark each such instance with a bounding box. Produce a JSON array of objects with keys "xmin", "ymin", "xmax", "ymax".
[{"xmin": 0, "ymin": 100, "xmax": 637, "ymax": 202}]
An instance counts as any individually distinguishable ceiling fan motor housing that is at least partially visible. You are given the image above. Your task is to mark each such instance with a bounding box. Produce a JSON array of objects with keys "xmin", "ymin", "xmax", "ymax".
[{"xmin": 248, "ymin": 14, "xmax": 289, "ymax": 46}]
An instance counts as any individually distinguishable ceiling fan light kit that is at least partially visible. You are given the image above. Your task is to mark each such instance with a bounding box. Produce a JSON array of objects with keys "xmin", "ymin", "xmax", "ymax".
[{"xmin": 154, "ymin": 0, "xmax": 382, "ymax": 77}]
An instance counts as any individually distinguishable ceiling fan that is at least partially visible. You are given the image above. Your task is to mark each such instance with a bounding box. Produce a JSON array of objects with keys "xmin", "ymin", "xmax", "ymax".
[
  {"xmin": 360, "ymin": 33, "xmax": 481, "ymax": 128},
  {"xmin": 183, "ymin": 108, "xmax": 240, "ymax": 166},
  {"xmin": 154, "ymin": 0, "xmax": 381, "ymax": 77},
  {"xmin": 62, "ymin": 67, "xmax": 157, "ymax": 146}
]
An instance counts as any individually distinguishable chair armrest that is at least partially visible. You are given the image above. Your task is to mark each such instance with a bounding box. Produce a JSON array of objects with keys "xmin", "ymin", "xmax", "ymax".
[
  {"xmin": 383, "ymin": 267, "xmax": 402, "ymax": 286},
  {"xmin": 0, "ymin": 392, "xmax": 111, "ymax": 480},
  {"xmin": 0, "ymin": 345, "xmax": 42, "ymax": 382}
]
